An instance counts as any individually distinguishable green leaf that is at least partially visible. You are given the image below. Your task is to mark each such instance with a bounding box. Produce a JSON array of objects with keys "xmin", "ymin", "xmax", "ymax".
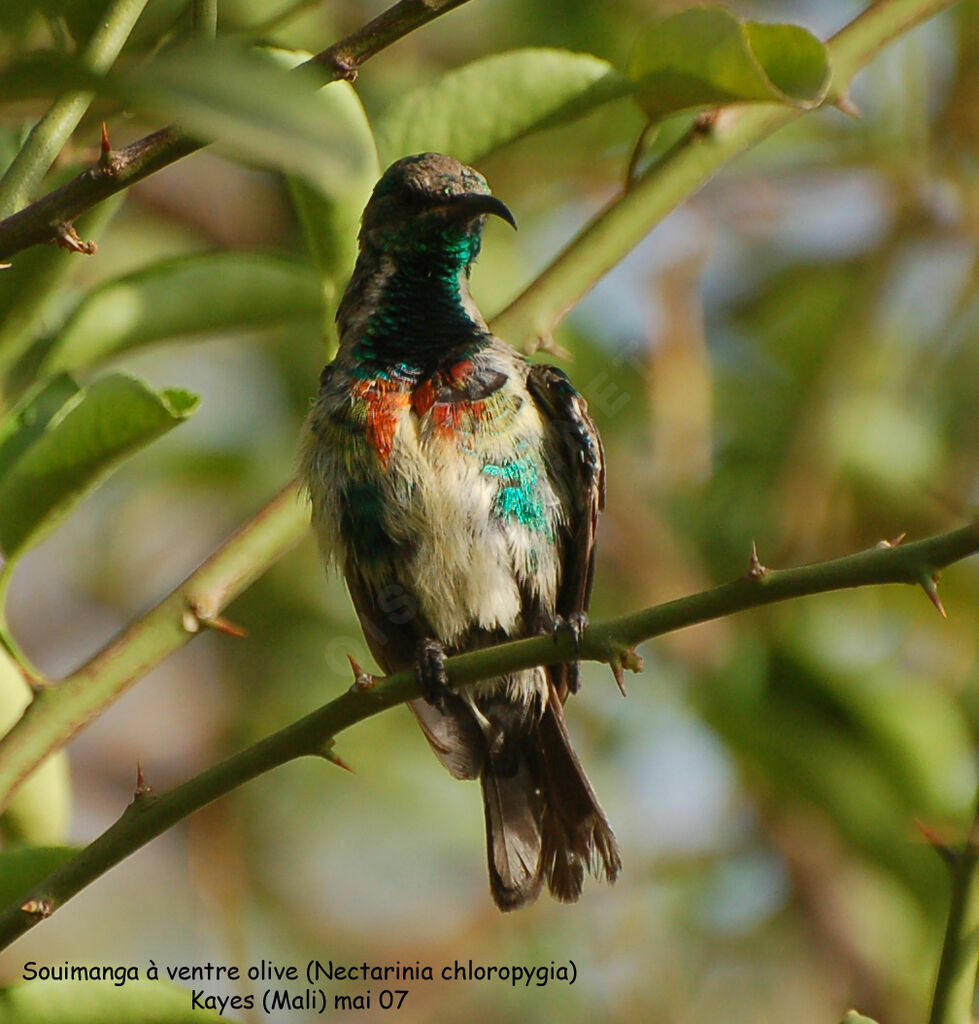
[
  {"xmin": 0, "ymin": 647, "xmax": 70, "ymax": 845},
  {"xmin": 0, "ymin": 980, "xmax": 232, "ymax": 1023},
  {"xmin": 0, "ymin": 845, "xmax": 77, "ymax": 910},
  {"xmin": 113, "ymin": 39, "xmax": 372, "ymax": 184},
  {"xmin": 41, "ymin": 252, "xmax": 324, "ymax": 376},
  {"xmin": 261, "ymin": 52, "xmax": 379, "ymax": 346},
  {"xmin": 629, "ymin": 6, "xmax": 830, "ymax": 120},
  {"xmin": 374, "ymin": 48, "xmax": 632, "ymax": 167},
  {"xmin": 0, "ymin": 374, "xmax": 79, "ymax": 483},
  {"xmin": 0, "ymin": 374, "xmax": 198, "ymax": 562}
]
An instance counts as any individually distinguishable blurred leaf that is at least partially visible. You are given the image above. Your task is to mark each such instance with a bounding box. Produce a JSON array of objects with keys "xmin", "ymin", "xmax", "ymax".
[
  {"xmin": 0, "ymin": 374, "xmax": 198, "ymax": 562},
  {"xmin": 41, "ymin": 252, "xmax": 324, "ymax": 375},
  {"xmin": 115, "ymin": 39, "xmax": 370, "ymax": 183},
  {"xmin": 263, "ymin": 52, "xmax": 379, "ymax": 347},
  {"xmin": 374, "ymin": 48, "xmax": 632, "ymax": 166},
  {"xmin": 629, "ymin": 6, "xmax": 830, "ymax": 120},
  {"xmin": 0, "ymin": 980, "xmax": 231, "ymax": 1023},
  {"xmin": 0, "ymin": 646, "xmax": 70, "ymax": 844},
  {"xmin": 0, "ymin": 845, "xmax": 77, "ymax": 909},
  {"xmin": 0, "ymin": 374, "xmax": 79, "ymax": 482},
  {"xmin": 0, "ymin": 1, "xmax": 40, "ymax": 43},
  {"xmin": 0, "ymin": 197, "xmax": 126, "ymax": 394},
  {"xmin": 0, "ymin": 53, "xmax": 86, "ymax": 102}
]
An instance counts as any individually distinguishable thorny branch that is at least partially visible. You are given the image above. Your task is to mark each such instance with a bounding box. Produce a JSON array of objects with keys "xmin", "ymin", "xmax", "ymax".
[
  {"xmin": 0, "ymin": 520, "xmax": 977, "ymax": 949},
  {"xmin": 0, "ymin": 0, "xmax": 476, "ymax": 261}
]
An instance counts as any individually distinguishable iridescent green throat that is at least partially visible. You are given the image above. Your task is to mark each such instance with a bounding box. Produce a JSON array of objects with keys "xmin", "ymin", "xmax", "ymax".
[{"xmin": 353, "ymin": 226, "xmax": 487, "ymax": 371}]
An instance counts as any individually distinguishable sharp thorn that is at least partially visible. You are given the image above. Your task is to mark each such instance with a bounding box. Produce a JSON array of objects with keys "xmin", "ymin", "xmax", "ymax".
[
  {"xmin": 876, "ymin": 531, "xmax": 907, "ymax": 550},
  {"xmin": 21, "ymin": 898, "xmax": 53, "ymax": 918},
  {"xmin": 834, "ymin": 93, "xmax": 862, "ymax": 119},
  {"xmin": 203, "ymin": 615, "xmax": 248, "ymax": 638},
  {"xmin": 530, "ymin": 334, "xmax": 573, "ymax": 361},
  {"xmin": 324, "ymin": 747, "xmax": 355, "ymax": 773},
  {"xmin": 347, "ymin": 653, "xmax": 376, "ymax": 692},
  {"xmin": 918, "ymin": 572, "xmax": 947, "ymax": 618},
  {"xmin": 0, "ymin": 262, "xmax": 11, "ymax": 270},
  {"xmin": 915, "ymin": 819, "xmax": 956, "ymax": 866},
  {"xmin": 747, "ymin": 540, "xmax": 767, "ymax": 580},
  {"xmin": 99, "ymin": 121, "xmax": 112, "ymax": 169},
  {"xmin": 611, "ymin": 662, "xmax": 627, "ymax": 697},
  {"xmin": 135, "ymin": 761, "xmax": 151, "ymax": 799}
]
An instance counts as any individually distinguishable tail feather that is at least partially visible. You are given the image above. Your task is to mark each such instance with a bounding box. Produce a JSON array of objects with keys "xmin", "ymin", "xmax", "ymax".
[
  {"xmin": 481, "ymin": 758, "xmax": 544, "ymax": 910},
  {"xmin": 536, "ymin": 687, "xmax": 620, "ymax": 902},
  {"xmin": 480, "ymin": 683, "xmax": 619, "ymax": 910}
]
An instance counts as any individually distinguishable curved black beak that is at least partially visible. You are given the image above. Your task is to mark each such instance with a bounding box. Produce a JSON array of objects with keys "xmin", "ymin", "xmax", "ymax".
[{"xmin": 445, "ymin": 193, "xmax": 517, "ymax": 230}]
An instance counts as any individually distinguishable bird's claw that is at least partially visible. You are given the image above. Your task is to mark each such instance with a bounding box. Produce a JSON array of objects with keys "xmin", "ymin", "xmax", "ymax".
[
  {"xmin": 415, "ymin": 637, "xmax": 451, "ymax": 713},
  {"xmin": 550, "ymin": 612, "xmax": 588, "ymax": 653}
]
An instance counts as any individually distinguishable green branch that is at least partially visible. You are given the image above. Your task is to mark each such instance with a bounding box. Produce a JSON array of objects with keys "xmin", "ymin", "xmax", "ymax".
[
  {"xmin": 0, "ymin": 482, "xmax": 309, "ymax": 813},
  {"xmin": 0, "ymin": 0, "xmax": 151, "ymax": 219},
  {"xmin": 928, "ymin": 793, "xmax": 979, "ymax": 1024},
  {"xmin": 0, "ymin": 0, "xmax": 961, "ymax": 839},
  {"xmin": 491, "ymin": 0, "xmax": 959, "ymax": 348},
  {"xmin": 0, "ymin": 0, "xmax": 476, "ymax": 262},
  {"xmin": 0, "ymin": 521, "xmax": 976, "ymax": 950}
]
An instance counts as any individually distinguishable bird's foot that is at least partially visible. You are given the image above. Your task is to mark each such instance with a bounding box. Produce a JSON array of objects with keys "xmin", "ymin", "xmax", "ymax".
[
  {"xmin": 550, "ymin": 611, "xmax": 588, "ymax": 652},
  {"xmin": 415, "ymin": 637, "xmax": 452, "ymax": 713},
  {"xmin": 547, "ymin": 612, "xmax": 589, "ymax": 694}
]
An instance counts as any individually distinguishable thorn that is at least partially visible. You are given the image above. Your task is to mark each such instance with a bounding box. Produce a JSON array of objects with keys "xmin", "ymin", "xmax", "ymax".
[
  {"xmin": 99, "ymin": 121, "xmax": 112, "ymax": 169},
  {"xmin": 834, "ymin": 93, "xmax": 862, "ymax": 119},
  {"xmin": 347, "ymin": 653, "xmax": 376, "ymax": 692},
  {"xmin": 918, "ymin": 572, "xmax": 947, "ymax": 618},
  {"xmin": 321, "ymin": 743, "xmax": 355, "ymax": 773},
  {"xmin": 747, "ymin": 540, "xmax": 767, "ymax": 580},
  {"xmin": 609, "ymin": 647, "xmax": 643, "ymax": 697},
  {"xmin": 135, "ymin": 761, "xmax": 151, "ymax": 799},
  {"xmin": 915, "ymin": 818, "xmax": 956, "ymax": 866},
  {"xmin": 201, "ymin": 614, "xmax": 248, "ymax": 639},
  {"xmin": 529, "ymin": 334, "xmax": 573, "ymax": 361},
  {"xmin": 0, "ymin": 262, "xmax": 10, "ymax": 270},
  {"xmin": 20, "ymin": 898, "xmax": 53, "ymax": 918},
  {"xmin": 876, "ymin": 532, "xmax": 906, "ymax": 549},
  {"xmin": 610, "ymin": 662, "xmax": 627, "ymax": 697},
  {"xmin": 53, "ymin": 222, "xmax": 96, "ymax": 256}
]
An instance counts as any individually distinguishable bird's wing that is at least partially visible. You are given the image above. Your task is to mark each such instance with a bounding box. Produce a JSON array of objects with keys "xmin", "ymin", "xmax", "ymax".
[{"xmin": 526, "ymin": 364, "xmax": 605, "ymax": 697}]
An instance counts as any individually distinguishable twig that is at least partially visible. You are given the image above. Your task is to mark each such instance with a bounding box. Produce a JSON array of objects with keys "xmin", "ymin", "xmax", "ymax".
[
  {"xmin": 928, "ymin": 789, "xmax": 979, "ymax": 1024},
  {"xmin": 0, "ymin": 0, "xmax": 476, "ymax": 261},
  {"xmin": 0, "ymin": 519, "xmax": 976, "ymax": 949},
  {"xmin": 490, "ymin": 0, "xmax": 959, "ymax": 349},
  {"xmin": 0, "ymin": 0, "xmax": 151, "ymax": 219},
  {"xmin": 0, "ymin": 481, "xmax": 309, "ymax": 813}
]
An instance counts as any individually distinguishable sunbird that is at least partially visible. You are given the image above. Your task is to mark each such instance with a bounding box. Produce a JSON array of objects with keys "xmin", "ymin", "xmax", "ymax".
[{"xmin": 301, "ymin": 153, "xmax": 619, "ymax": 909}]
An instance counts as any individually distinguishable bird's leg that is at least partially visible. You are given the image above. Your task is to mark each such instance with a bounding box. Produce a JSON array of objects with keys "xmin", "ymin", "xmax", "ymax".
[
  {"xmin": 549, "ymin": 611, "xmax": 588, "ymax": 652},
  {"xmin": 415, "ymin": 637, "xmax": 452, "ymax": 712},
  {"xmin": 547, "ymin": 612, "xmax": 588, "ymax": 694}
]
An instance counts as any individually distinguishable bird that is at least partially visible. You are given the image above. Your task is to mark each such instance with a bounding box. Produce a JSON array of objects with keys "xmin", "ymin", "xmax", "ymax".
[{"xmin": 300, "ymin": 153, "xmax": 620, "ymax": 910}]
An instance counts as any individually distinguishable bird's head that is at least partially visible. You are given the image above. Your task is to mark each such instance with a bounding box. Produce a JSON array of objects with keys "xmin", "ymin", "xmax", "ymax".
[{"xmin": 358, "ymin": 153, "xmax": 516, "ymax": 263}]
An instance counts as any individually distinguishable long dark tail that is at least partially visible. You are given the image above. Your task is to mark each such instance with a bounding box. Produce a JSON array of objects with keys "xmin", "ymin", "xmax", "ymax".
[{"xmin": 481, "ymin": 686, "xmax": 620, "ymax": 911}]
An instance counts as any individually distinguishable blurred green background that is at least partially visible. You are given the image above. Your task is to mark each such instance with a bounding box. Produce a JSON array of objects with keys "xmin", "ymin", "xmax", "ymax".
[{"xmin": 1, "ymin": 1, "xmax": 978, "ymax": 1022}]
